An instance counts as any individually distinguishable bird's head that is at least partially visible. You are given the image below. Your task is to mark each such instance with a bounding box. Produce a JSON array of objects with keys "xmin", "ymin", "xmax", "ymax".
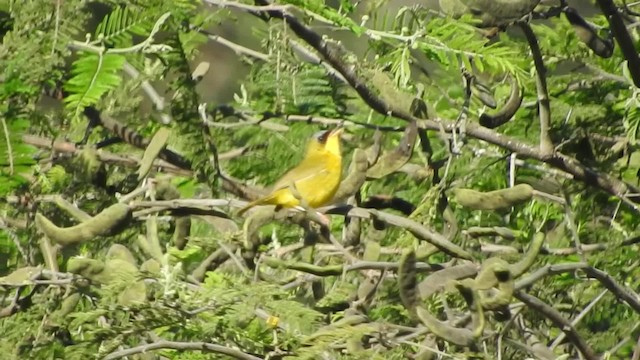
[{"xmin": 306, "ymin": 127, "xmax": 343, "ymax": 159}]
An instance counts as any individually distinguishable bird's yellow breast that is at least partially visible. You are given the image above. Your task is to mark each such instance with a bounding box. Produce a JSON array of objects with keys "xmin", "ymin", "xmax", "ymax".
[
  {"xmin": 270, "ymin": 152, "xmax": 342, "ymax": 208},
  {"xmin": 236, "ymin": 127, "xmax": 343, "ymax": 216}
]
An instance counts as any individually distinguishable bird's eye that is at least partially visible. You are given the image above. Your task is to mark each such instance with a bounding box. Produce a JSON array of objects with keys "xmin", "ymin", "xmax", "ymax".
[{"xmin": 316, "ymin": 130, "xmax": 331, "ymax": 144}]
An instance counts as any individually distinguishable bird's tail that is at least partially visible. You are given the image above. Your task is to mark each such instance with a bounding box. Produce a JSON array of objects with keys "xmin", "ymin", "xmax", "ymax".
[
  {"xmin": 237, "ymin": 193, "xmax": 282, "ymax": 216},
  {"xmin": 236, "ymin": 200, "xmax": 259, "ymax": 216}
]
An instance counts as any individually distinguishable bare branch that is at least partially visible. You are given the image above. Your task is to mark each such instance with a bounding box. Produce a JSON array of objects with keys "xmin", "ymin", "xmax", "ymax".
[
  {"xmin": 584, "ymin": 266, "xmax": 640, "ymax": 313},
  {"xmin": 515, "ymin": 291, "xmax": 599, "ymax": 360},
  {"xmin": 518, "ymin": 22, "xmax": 553, "ymax": 157},
  {"xmin": 103, "ymin": 340, "xmax": 263, "ymax": 360},
  {"xmin": 122, "ymin": 62, "xmax": 171, "ymax": 124},
  {"xmin": 515, "ymin": 262, "xmax": 589, "ymax": 290}
]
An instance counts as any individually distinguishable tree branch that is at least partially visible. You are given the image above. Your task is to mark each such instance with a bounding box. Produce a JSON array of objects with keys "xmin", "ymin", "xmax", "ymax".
[
  {"xmin": 103, "ymin": 340, "xmax": 263, "ymax": 360},
  {"xmin": 515, "ymin": 291, "xmax": 599, "ymax": 360},
  {"xmin": 518, "ymin": 22, "xmax": 553, "ymax": 157},
  {"xmin": 584, "ymin": 266, "xmax": 640, "ymax": 313}
]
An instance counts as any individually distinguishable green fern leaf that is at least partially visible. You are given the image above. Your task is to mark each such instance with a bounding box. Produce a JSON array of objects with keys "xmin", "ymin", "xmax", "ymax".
[
  {"xmin": 95, "ymin": 6, "xmax": 155, "ymax": 48},
  {"xmin": 63, "ymin": 52, "xmax": 126, "ymax": 118}
]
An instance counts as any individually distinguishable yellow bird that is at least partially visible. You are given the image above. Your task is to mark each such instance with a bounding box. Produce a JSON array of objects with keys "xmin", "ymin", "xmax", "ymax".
[{"xmin": 237, "ymin": 127, "xmax": 344, "ymax": 215}]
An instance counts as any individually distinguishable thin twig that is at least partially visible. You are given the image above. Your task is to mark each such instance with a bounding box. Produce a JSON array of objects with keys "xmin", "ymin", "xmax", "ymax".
[
  {"xmin": 22, "ymin": 134, "xmax": 191, "ymax": 176},
  {"xmin": 204, "ymin": 31, "xmax": 270, "ymax": 61},
  {"xmin": 563, "ymin": 191, "xmax": 587, "ymax": 262},
  {"xmin": 284, "ymin": 114, "xmax": 404, "ymax": 132},
  {"xmin": 122, "ymin": 62, "xmax": 171, "ymax": 124},
  {"xmin": 69, "ymin": 12, "xmax": 171, "ymax": 55},
  {"xmin": 103, "ymin": 340, "xmax": 263, "ymax": 360}
]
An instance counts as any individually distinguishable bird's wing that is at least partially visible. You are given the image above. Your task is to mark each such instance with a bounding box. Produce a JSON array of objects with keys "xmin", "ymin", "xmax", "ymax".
[{"xmin": 271, "ymin": 162, "xmax": 329, "ymax": 192}]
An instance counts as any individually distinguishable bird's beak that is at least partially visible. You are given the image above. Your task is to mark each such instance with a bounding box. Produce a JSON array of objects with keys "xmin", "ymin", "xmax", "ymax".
[{"xmin": 331, "ymin": 127, "xmax": 344, "ymax": 137}]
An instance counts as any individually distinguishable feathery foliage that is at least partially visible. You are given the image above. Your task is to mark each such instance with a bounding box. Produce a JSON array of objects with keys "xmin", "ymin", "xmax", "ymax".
[{"xmin": 2, "ymin": 1, "xmax": 640, "ymax": 359}]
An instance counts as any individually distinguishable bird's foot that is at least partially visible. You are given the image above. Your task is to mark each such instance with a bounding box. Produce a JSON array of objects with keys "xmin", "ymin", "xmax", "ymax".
[{"xmin": 316, "ymin": 211, "xmax": 330, "ymax": 227}]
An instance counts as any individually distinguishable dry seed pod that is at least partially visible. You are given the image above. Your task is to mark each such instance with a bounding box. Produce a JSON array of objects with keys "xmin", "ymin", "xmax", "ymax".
[
  {"xmin": 138, "ymin": 127, "xmax": 171, "ymax": 181},
  {"xmin": 136, "ymin": 235, "xmax": 162, "ymax": 263},
  {"xmin": 564, "ymin": 7, "xmax": 613, "ymax": 58},
  {"xmin": 479, "ymin": 78, "xmax": 522, "ymax": 128},
  {"xmin": 471, "ymin": 77, "xmax": 497, "ymax": 109},
  {"xmin": 154, "ymin": 180, "xmax": 192, "ymax": 249},
  {"xmin": 155, "ymin": 179, "xmax": 181, "ymax": 200},
  {"xmin": 410, "ymin": 84, "xmax": 429, "ymax": 119},
  {"xmin": 342, "ymin": 212, "xmax": 361, "ymax": 247},
  {"xmin": 361, "ymin": 195, "xmax": 416, "ymax": 215},
  {"xmin": 480, "ymin": 267, "xmax": 514, "ymax": 310},
  {"xmin": 366, "ymin": 121, "xmax": 418, "ymax": 179},
  {"xmin": 55, "ymin": 293, "xmax": 81, "ymax": 318},
  {"xmin": 172, "ymin": 216, "xmax": 192, "ymax": 250},
  {"xmin": 140, "ymin": 258, "xmax": 162, "ymax": 276},
  {"xmin": 366, "ymin": 130, "xmax": 383, "ymax": 166},
  {"xmin": 35, "ymin": 203, "xmax": 131, "ymax": 246},
  {"xmin": 362, "ymin": 241, "xmax": 381, "ymax": 261},
  {"xmin": 452, "ymin": 184, "xmax": 533, "ymax": 210},
  {"xmin": 398, "ymin": 248, "xmax": 418, "ymax": 318},
  {"xmin": 333, "ymin": 149, "xmax": 369, "ymax": 202},
  {"xmin": 346, "ymin": 336, "xmax": 365, "ymax": 352},
  {"xmin": 509, "ymin": 231, "xmax": 545, "ymax": 278},
  {"xmin": 48, "ymin": 293, "xmax": 83, "ymax": 329},
  {"xmin": 0, "ymin": 266, "xmax": 42, "ymax": 286},
  {"xmin": 312, "ymin": 279, "xmax": 325, "ymax": 301},
  {"xmin": 106, "ymin": 244, "xmax": 136, "ymax": 265},
  {"xmin": 356, "ymin": 276, "xmax": 379, "ymax": 305},
  {"xmin": 242, "ymin": 208, "xmax": 276, "ymax": 250},
  {"xmin": 465, "ymin": 226, "xmax": 517, "ymax": 240},
  {"xmin": 78, "ymin": 148, "xmax": 101, "ymax": 176},
  {"xmin": 517, "ymin": 175, "xmax": 561, "ymax": 194},
  {"xmin": 454, "ymin": 279, "xmax": 485, "ymax": 338},
  {"xmin": 69, "ymin": 256, "xmax": 146, "ymax": 305},
  {"xmin": 53, "ymin": 196, "xmax": 91, "ymax": 222},
  {"xmin": 472, "ymin": 260, "xmax": 513, "ymax": 310},
  {"xmin": 474, "ymin": 258, "xmax": 510, "ymax": 290},
  {"xmin": 416, "ymin": 306, "xmax": 475, "ymax": 347},
  {"xmin": 303, "ymin": 314, "xmax": 369, "ymax": 343},
  {"xmin": 418, "ymin": 263, "xmax": 478, "ymax": 299},
  {"xmin": 67, "ymin": 258, "xmax": 109, "ymax": 283}
]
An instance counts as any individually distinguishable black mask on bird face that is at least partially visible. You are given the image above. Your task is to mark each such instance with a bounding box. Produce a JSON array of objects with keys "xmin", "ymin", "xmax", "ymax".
[
  {"xmin": 307, "ymin": 127, "xmax": 343, "ymax": 158},
  {"xmin": 314, "ymin": 129, "xmax": 332, "ymax": 144}
]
